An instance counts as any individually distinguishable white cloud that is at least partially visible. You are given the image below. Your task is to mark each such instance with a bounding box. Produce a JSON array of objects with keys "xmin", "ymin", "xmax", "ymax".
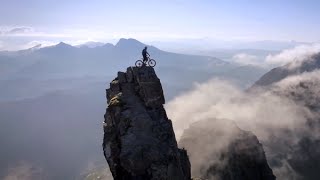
[
  {"xmin": 275, "ymin": 70, "xmax": 320, "ymax": 88},
  {"xmin": 0, "ymin": 26, "xmax": 34, "ymax": 35},
  {"xmin": 232, "ymin": 53, "xmax": 261, "ymax": 66},
  {"xmin": 8, "ymin": 27, "xmax": 33, "ymax": 34},
  {"xmin": 265, "ymin": 43, "xmax": 320, "ymax": 67},
  {"xmin": 230, "ymin": 44, "xmax": 320, "ymax": 68},
  {"xmin": 22, "ymin": 40, "xmax": 57, "ymax": 49},
  {"xmin": 0, "ymin": 40, "xmax": 58, "ymax": 51},
  {"xmin": 3, "ymin": 161, "xmax": 44, "ymax": 180},
  {"xmin": 229, "ymin": 44, "xmax": 320, "ymax": 69},
  {"xmin": 166, "ymin": 79, "xmax": 308, "ymax": 141},
  {"xmin": 166, "ymin": 71, "xmax": 320, "ymax": 178},
  {"xmin": 0, "ymin": 26, "xmax": 74, "ymax": 39}
]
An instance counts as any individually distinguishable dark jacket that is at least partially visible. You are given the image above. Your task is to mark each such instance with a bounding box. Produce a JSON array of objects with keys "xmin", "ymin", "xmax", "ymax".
[{"xmin": 142, "ymin": 48, "xmax": 149, "ymax": 57}]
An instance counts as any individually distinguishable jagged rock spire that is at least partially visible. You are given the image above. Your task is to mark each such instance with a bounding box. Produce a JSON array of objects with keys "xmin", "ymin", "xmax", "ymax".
[{"xmin": 103, "ymin": 66, "xmax": 191, "ymax": 180}]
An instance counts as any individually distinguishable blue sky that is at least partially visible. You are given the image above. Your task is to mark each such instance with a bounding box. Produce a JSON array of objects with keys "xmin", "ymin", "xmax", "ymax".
[{"xmin": 0, "ymin": 0, "xmax": 319, "ymax": 50}]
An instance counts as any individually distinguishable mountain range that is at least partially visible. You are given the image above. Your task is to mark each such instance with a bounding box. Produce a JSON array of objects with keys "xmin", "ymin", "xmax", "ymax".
[{"xmin": 0, "ymin": 38, "xmax": 268, "ymax": 102}]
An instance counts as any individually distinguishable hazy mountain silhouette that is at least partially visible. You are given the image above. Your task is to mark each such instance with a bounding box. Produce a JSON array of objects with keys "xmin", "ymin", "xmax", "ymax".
[
  {"xmin": 1, "ymin": 38, "xmax": 228, "ymax": 80},
  {"xmin": 0, "ymin": 38, "xmax": 267, "ymax": 102}
]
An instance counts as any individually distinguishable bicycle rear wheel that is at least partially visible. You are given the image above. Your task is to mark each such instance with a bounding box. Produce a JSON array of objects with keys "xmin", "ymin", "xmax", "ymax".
[
  {"xmin": 135, "ymin": 60, "xmax": 144, "ymax": 67},
  {"xmin": 148, "ymin": 59, "xmax": 156, "ymax": 67}
]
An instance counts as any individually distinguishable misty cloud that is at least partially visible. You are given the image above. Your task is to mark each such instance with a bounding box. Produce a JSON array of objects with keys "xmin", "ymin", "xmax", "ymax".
[
  {"xmin": 265, "ymin": 43, "xmax": 320, "ymax": 67},
  {"xmin": 0, "ymin": 40, "xmax": 57, "ymax": 51},
  {"xmin": 22, "ymin": 40, "xmax": 57, "ymax": 49},
  {"xmin": 232, "ymin": 53, "xmax": 261, "ymax": 66},
  {"xmin": 3, "ymin": 161, "xmax": 45, "ymax": 180},
  {"xmin": 228, "ymin": 44, "xmax": 320, "ymax": 69},
  {"xmin": 8, "ymin": 27, "xmax": 33, "ymax": 34},
  {"xmin": 166, "ymin": 70, "xmax": 320, "ymax": 178},
  {"xmin": 0, "ymin": 26, "xmax": 34, "ymax": 35},
  {"xmin": 166, "ymin": 79, "xmax": 308, "ymax": 141}
]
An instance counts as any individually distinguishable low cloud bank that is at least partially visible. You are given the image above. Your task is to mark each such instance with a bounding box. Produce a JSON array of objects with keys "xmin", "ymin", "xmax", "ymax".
[
  {"xmin": 232, "ymin": 43, "xmax": 320, "ymax": 68},
  {"xmin": 0, "ymin": 26, "xmax": 34, "ymax": 35},
  {"xmin": 232, "ymin": 53, "xmax": 261, "ymax": 66},
  {"xmin": 3, "ymin": 161, "xmax": 45, "ymax": 180},
  {"xmin": 166, "ymin": 70, "xmax": 320, "ymax": 179},
  {"xmin": 265, "ymin": 43, "xmax": 320, "ymax": 67}
]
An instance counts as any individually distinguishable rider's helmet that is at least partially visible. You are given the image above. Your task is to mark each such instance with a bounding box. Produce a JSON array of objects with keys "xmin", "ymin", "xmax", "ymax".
[{"xmin": 144, "ymin": 46, "xmax": 147, "ymax": 49}]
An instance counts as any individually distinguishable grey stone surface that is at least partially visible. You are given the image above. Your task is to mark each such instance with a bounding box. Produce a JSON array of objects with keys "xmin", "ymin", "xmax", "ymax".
[{"xmin": 103, "ymin": 66, "xmax": 191, "ymax": 180}]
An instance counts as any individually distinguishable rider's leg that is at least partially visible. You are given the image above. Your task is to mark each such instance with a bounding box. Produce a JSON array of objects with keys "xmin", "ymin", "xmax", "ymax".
[{"xmin": 143, "ymin": 56, "xmax": 147, "ymax": 65}]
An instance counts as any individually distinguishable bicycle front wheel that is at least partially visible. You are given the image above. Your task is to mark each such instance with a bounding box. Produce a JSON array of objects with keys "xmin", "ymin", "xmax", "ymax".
[
  {"xmin": 148, "ymin": 59, "xmax": 156, "ymax": 67},
  {"xmin": 135, "ymin": 60, "xmax": 144, "ymax": 67}
]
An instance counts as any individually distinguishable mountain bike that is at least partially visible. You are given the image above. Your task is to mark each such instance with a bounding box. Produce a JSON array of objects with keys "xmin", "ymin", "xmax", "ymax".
[{"xmin": 135, "ymin": 56, "xmax": 156, "ymax": 67}]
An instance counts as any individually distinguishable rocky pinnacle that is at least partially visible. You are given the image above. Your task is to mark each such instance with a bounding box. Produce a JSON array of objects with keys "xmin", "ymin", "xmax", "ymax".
[{"xmin": 102, "ymin": 66, "xmax": 191, "ymax": 180}]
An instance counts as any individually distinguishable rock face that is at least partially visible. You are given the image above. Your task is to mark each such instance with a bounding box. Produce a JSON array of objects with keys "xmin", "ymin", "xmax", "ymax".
[
  {"xmin": 179, "ymin": 119, "xmax": 276, "ymax": 180},
  {"xmin": 102, "ymin": 66, "xmax": 191, "ymax": 180}
]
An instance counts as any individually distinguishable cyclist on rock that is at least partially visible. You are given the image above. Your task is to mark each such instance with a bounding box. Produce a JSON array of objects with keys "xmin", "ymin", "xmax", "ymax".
[
  {"xmin": 135, "ymin": 47, "xmax": 156, "ymax": 67},
  {"xmin": 142, "ymin": 46, "xmax": 150, "ymax": 65}
]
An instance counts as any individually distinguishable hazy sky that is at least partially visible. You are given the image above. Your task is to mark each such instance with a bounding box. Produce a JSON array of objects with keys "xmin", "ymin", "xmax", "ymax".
[{"xmin": 0, "ymin": 0, "xmax": 319, "ymax": 50}]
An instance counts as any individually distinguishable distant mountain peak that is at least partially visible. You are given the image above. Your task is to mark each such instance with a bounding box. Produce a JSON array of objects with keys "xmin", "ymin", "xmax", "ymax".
[
  {"xmin": 102, "ymin": 43, "xmax": 114, "ymax": 48},
  {"xmin": 56, "ymin": 42, "xmax": 73, "ymax": 48},
  {"xmin": 37, "ymin": 42, "xmax": 75, "ymax": 53},
  {"xmin": 115, "ymin": 38, "xmax": 146, "ymax": 48}
]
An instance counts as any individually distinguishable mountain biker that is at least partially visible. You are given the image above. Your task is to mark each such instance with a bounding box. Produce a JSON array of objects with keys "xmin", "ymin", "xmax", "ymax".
[{"xmin": 142, "ymin": 46, "xmax": 150, "ymax": 64}]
